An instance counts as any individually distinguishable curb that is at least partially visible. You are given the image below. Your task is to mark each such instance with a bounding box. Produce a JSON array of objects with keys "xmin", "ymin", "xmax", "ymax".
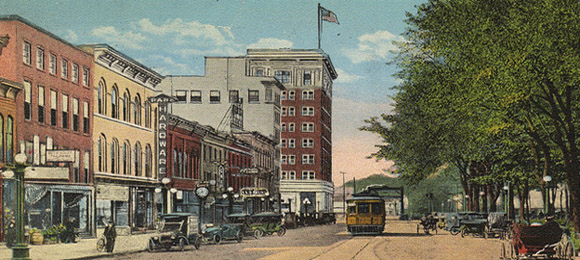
[{"xmin": 65, "ymin": 249, "xmax": 147, "ymax": 260}]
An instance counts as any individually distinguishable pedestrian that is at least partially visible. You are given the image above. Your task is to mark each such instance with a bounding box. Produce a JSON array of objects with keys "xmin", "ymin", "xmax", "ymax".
[{"xmin": 103, "ymin": 219, "xmax": 117, "ymax": 253}]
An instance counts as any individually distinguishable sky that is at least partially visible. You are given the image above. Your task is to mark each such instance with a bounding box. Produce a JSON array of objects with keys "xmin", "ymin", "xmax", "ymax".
[{"xmin": 1, "ymin": 0, "xmax": 427, "ymax": 185}]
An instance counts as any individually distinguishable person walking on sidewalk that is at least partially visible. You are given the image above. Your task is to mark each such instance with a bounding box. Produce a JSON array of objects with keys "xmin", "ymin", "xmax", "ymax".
[{"xmin": 103, "ymin": 220, "xmax": 117, "ymax": 253}]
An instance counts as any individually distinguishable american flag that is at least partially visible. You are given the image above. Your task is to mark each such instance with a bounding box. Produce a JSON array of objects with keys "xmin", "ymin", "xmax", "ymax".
[{"xmin": 320, "ymin": 6, "xmax": 339, "ymax": 24}]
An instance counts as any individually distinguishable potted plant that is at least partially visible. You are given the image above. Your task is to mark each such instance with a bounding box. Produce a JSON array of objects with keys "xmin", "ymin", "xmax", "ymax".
[{"xmin": 29, "ymin": 228, "xmax": 43, "ymax": 245}]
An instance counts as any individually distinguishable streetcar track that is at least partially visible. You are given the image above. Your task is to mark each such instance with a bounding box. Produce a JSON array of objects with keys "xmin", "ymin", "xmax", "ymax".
[
  {"xmin": 371, "ymin": 237, "xmax": 389, "ymax": 260},
  {"xmin": 350, "ymin": 237, "xmax": 373, "ymax": 260},
  {"xmin": 309, "ymin": 236, "xmax": 353, "ymax": 260}
]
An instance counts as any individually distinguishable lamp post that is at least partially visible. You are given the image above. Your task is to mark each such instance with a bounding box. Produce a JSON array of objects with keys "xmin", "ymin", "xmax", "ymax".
[
  {"xmin": 12, "ymin": 153, "xmax": 30, "ymax": 260},
  {"xmin": 503, "ymin": 183, "xmax": 509, "ymax": 217},
  {"xmin": 155, "ymin": 177, "xmax": 172, "ymax": 214},
  {"xmin": 222, "ymin": 186, "xmax": 235, "ymax": 215},
  {"xmin": 479, "ymin": 190, "xmax": 485, "ymax": 212},
  {"xmin": 303, "ymin": 198, "xmax": 311, "ymax": 216},
  {"xmin": 465, "ymin": 194, "xmax": 469, "ymax": 212},
  {"xmin": 543, "ymin": 175, "xmax": 552, "ymax": 215}
]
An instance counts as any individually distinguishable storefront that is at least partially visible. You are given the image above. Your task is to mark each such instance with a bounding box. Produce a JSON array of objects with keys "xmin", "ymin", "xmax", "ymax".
[
  {"xmin": 3, "ymin": 180, "xmax": 93, "ymax": 235},
  {"xmin": 96, "ymin": 184, "xmax": 155, "ymax": 235}
]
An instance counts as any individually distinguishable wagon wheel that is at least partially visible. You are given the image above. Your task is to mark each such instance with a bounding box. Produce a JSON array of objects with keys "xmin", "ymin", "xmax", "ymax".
[
  {"xmin": 147, "ymin": 239, "xmax": 155, "ymax": 252},
  {"xmin": 277, "ymin": 227, "xmax": 287, "ymax": 237},
  {"xmin": 449, "ymin": 227, "xmax": 460, "ymax": 236},
  {"xmin": 253, "ymin": 229, "xmax": 263, "ymax": 239},
  {"xmin": 193, "ymin": 236, "xmax": 201, "ymax": 250},
  {"xmin": 213, "ymin": 234, "xmax": 222, "ymax": 245},
  {"xmin": 236, "ymin": 232, "xmax": 243, "ymax": 243}
]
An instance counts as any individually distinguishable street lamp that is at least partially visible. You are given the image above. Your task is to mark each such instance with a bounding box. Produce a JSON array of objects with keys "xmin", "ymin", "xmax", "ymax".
[
  {"xmin": 479, "ymin": 190, "xmax": 485, "ymax": 212},
  {"xmin": 543, "ymin": 175, "xmax": 552, "ymax": 215},
  {"xmin": 222, "ymin": 187, "xmax": 235, "ymax": 215},
  {"xmin": 503, "ymin": 184, "xmax": 510, "ymax": 218},
  {"xmin": 465, "ymin": 194, "xmax": 469, "ymax": 212},
  {"xmin": 155, "ymin": 177, "xmax": 172, "ymax": 214},
  {"xmin": 303, "ymin": 198, "xmax": 311, "ymax": 215},
  {"xmin": 12, "ymin": 153, "xmax": 30, "ymax": 259}
]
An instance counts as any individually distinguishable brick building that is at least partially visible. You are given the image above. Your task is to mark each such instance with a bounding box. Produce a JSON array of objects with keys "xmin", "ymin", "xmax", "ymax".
[
  {"xmin": 0, "ymin": 15, "xmax": 95, "ymax": 235},
  {"xmin": 245, "ymin": 49, "xmax": 337, "ymax": 214}
]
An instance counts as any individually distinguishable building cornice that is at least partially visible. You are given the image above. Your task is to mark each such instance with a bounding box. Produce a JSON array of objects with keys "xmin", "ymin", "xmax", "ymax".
[{"xmin": 0, "ymin": 77, "xmax": 22, "ymax": 100}]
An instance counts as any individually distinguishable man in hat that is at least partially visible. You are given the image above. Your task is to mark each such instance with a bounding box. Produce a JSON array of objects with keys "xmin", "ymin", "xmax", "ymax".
[{"xmin": 103, "ymin": 219, "xmax": 117, "ymax": 253}]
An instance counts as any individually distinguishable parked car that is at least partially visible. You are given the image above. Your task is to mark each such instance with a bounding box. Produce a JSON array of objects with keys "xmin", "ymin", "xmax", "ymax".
[
  {"xmin": 225, "ymin": 213, "xmax": 255, "ymax": 238},
  {"xmin": 250, "ymin": 212, "xmax": 286, "ymax": 238},
  {"xmin": 201, "ymin": 223, "xmax": 243, "ymax": 244},
  {"xmin": 147, "ymin": 213, "xmax": 201, "ymax": 251}
]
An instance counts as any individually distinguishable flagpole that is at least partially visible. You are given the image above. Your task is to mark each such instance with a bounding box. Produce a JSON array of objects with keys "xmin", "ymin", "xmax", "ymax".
[{"xmin": 318, "ymin": 3, "xmax": 321, "ymax": 49}]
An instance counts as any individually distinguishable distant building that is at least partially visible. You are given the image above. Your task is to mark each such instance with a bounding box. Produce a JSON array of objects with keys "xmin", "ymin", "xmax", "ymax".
[
  {"xmin": 245, "ymin": 49, "xmax": 337, "ymax": 214},
  {"xmin": 0, "ymin": 15, "xmax": 95, "ymax": 235},
  {"xmin": 80, "ymin": 44, "xmax": 162, "ymax": 235}
]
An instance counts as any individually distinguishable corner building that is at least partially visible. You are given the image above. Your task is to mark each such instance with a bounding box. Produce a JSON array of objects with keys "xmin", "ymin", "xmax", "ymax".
[
  {"xmin": 245, "ymin": 49, "xmax": 337, "ymax": 215},
  {"xmin": 80, "ymin": 44, "xmax": 161, "ymax": 235}
]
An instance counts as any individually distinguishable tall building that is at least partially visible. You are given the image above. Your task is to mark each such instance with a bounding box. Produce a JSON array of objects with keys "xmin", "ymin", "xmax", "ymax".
[
  {"xmin": 79, "ymin": 44, "xmax": 162, "ymax": 235},
  {"xmin": 245, "ymin": 49, "xmax": 337, "ymax": 214},
  {"xmin": 0, "ymin": 15, "xmax": 95, "ymax": 235}
]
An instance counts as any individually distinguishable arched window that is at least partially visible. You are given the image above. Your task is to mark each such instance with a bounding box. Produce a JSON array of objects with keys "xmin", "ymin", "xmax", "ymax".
[
  {"xmin": 145, "ymin": 144, "xmax": 152, "ymax": 178},
  {"xmin": 97, "ymin": 79, "xmax": 107, "ymax": 114},
  {"xmin": 123, "ymin": 140, "xmax": 131, "ymax": 175},
  {"xmin": 173, "ymin": 149, "xmax": 178, "ymax": 177},
  {"xmin": 134, "ymin": 94, "xmax": 141, "ymax": 126},
  {"xmin": 6, "ymin": 116, "xmax": 13, "ymax": 164},
  {"xmin": 97, "ymin": 134, "xmax": 106, "ymax": 172},
  {"xmin": 111, "ymin": 86, "xmax": 119, "ymax": 119},
  {"xmin": 0, "ymin": 114, "xmax": 4, "ymax": 162},
  {"xmin": 111, "ymin": 138, "xmax": 119, "ymax": 174},
  {"xmin": 123, "ymin": 90, "xmax": 130, "ymax": 122},
  {"xmin": 144, "ymin": 102, "xmax": 151, "ymax": 128},
  {"xmin": 134, "ymin": 142, "xmax": 142, "ymax": 176}
]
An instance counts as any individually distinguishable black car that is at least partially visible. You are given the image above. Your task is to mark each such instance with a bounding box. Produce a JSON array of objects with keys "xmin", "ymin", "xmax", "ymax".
[{"xmin": 148, "ymin": 213, "xmax": 201, "ymax": 251}]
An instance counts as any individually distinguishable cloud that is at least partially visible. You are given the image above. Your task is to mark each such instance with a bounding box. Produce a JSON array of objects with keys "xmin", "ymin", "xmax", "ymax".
[
  {"xmin": 137, "ymin": 18, "xmax": 235, "ymax": 46},
  {"xmin": 146, "ymin": 55, "xmax": 192, "ymax": 75},
  {"xmin": 91, "ymin": 26, "xmax": 147, "ymax": 49},
  {"xmin": 64, "ymin": 30, "xmax": 78, "ymax": 42},
  {"xmin": 334, "ymin": 68, "xmax": 362, "ymax": 83},
  {"xmin": 343, "ymin": 30, "xmax": 405, "ymax": 63},
  {"xmin": 247, "ymin": 38, "xmax": 294, "ymax": 49}
]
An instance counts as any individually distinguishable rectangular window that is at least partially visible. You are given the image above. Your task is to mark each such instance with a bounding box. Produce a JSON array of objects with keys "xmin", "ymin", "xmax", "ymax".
[
  {"xmin": 61, "ymin": 59, "xmax": 69, "ymax": 79},
  {"xmin": 302, "ymin": 106, "xmax": 314, "ymax": 116},
  {"xmin": 82, "ymin": 67, "xmax": 90, "ymax": 86},
  {"xmin": 255, "ymin": 69, "xmax": 263, "ymax": 76},
  {"xmin": 288, "ymin": 107, "xmax": 295, "ymax": 116},
  {"xmin": 50, "ymin": 90, "xmax": 57, "ymax": 126},
  {"xmin": 303, "ymin": 71, "xmax": 312, "ymax": 85},
  {"xmin": 274, "ymin": 70, "xmax": 291, "ymax": 83},
  {"xmin": 23, "ymin": 42, "xmax": 31, "ymax": 65},
  {"xmin": 72, "ymin": 63, "xmax": 79, "ymax": 83},
  {"xmin": 210, "ymin": 90, "xmax": 220, "ymax": 103},
  {"xmin": 288, "ymin": 123, "xmax": 295, "ymax": 132},
  {"xmin": 37, "ymin": 86, "xmax": 45, "ymax": 123},
  {"xmin": 301, "ymin": 122, "xmax": 314, "ymax": 132},
  {"xmin": 288, "ymin": 90, "xmax": 295, "ymax": 100},
  {"xmin": 190, "ymin": 90, "xmax": 201, "ymax": 103},
  {"xmin": 62, "ymin": 94, "xmax": 69, "ymax": 129},
  {"xmin": 175, "ymin": 90, "xmax": 187, "ymax": 102},
  {"xmin": 289, "ymin": 171, "xmax": 296, "ymax": 180},
  {"xmin": 301, "ymin": 170, "xmax": 315, "ymax": 180},
  {"xmin": 248, "ymin": 90, "xmax": 259, "ymax": 103},
  {"xmin": 302, "ymin": 90, "xmax": 314, "ymax": 100},
  {"xmin": 229, "ymin": 90, "xmax": 239, "ymax": 103},
  {"xmin": 302, "ymin": 154, "xmax": 315, "ymax": 164},
  {"xmin": 36, "ymin": 47, "xmax": 45, "ymax": 70},
  {"xmin": 281, "ymin": 171, "xmax": 287, "ymax": 180},
  {"xmin": 281, "ymin": 91, "xmax": 286, "ymax": 100},
  {"xmin": 49, "ymin": 54, "xmax": 57, "ymax": 74},
  {"xmin": 281, "ymin": 139, "xmax": 287, "ymax": 148},
  {"xmin": 24, "ymin": 81, "xmax": 32, "ymax": 120},
  {"xmin": 265, "ymin": 87, "xmax": 272, "ymax": 102},
  {"xmin": 281, "ymin": 155, "xmax": 287, "ymax": 164},
  {"xmin": 281, "ymin": 107, "xmax": 287, "ymax": 116},
  {"xmin": 302, "ymin": 138, "xmax": 314, "ymax": 148},
  {"xmin": 72, "ymin": 98, "xmax": 79, "ymax": 131},
  {"xmin": 83, "ymin": 101, "xmax": 89, "ymax": 134},
  {"xmin": 281, "ymin": 123, "xmax": 286, "ymax": 132},
  {"xmin": 288, "ymin": 139, "xmax": 295, "ymax": 148},
  {"xmin": 288, "ymin": 155, "xmax": 296, "ymax": 165}
]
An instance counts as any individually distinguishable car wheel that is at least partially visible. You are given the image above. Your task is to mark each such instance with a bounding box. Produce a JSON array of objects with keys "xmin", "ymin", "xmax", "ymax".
[
  {"xmin": 214, "ymin": 234, "xmax": 222, "ymax": 245},
  {"xmin": 178, "ymin": 238, "xmax": 186, "ymax": 251},
  {"xmin": 236, "ymin": 232, "xmax": 243, "ymax": 243},
  {"xmin": 147, "ymin": 240, "xmax": 155, "ymax": 252},
  {"xmin": 194, "ymin": 237, "xmax": 201, "ymax": 250},
  {"xmin": 254, "ymin": 229, "xmax": 263, "ymax": 239},
  {"xmin": 277, "ymin": 227, "xmax": 287, "ymax": 237}
]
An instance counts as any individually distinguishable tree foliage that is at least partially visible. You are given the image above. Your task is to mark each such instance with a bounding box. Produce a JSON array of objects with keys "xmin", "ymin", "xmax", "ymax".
[{"xmin": 362, "ymin": 0, "xmax": 580, "ymax": 231}]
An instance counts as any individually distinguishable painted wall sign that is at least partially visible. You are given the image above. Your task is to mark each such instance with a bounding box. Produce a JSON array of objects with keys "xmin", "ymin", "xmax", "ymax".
[
  {"xmin": 46, "ymin": 150, "xmax": 75, "ymax": 162},
  {"xmin": 149, "ymin": 94, "xmax": 177, "ymax": 178},
  {"xmin": 240, "ymin": 187, "xmax": 269, "ymax": 198}
]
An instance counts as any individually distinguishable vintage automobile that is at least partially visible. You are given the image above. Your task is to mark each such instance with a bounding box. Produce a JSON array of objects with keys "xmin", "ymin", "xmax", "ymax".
[
  {"xmin": 250, "ymin": 212, "xmax": 287, "ymax": 238},
  {"xmin": 201, "ymin": 223, "xmax": 244, "ymax": 244},
  {"xmin": 225, "ymin": 213, "xmax": 256, "ymax": 238},
  {"xmin": 147, "ymin": 213, "xmax": 201, "ymax": 251}
]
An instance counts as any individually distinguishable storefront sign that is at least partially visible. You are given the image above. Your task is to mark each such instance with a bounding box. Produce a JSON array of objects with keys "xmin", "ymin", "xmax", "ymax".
[
  {"xmin": 96, "ymin": 185, "xmax": 129, "ymax": 201},
  {"xmin": 239, "ymin": 168, "xmax": 259, "ymax": 174},
  {"xmin": 24, "ymin": 166, "xmax": 68, "ymax": 180},
  {"xmin": 240, "ymin": 187, "xmax": 269, "ymax": 198},
  {"xmin": 46, "ymin": 150, "xmax": 75, "ymax": 162},
  {"xmin": 149, "ymin": 94, "xmax": 177, "ymax": 177}
]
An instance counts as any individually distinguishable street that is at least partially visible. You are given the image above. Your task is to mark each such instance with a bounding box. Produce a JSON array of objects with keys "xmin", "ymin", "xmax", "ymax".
[{"xmin": 103, "ymin": 218, "xmax": 504, "ymax": 260}]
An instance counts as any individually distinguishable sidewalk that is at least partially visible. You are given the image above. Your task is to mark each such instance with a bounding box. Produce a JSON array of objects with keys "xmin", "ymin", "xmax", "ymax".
[{"xmin": 0, "ymin": 233, "xmax": 151, "ymax": 260}]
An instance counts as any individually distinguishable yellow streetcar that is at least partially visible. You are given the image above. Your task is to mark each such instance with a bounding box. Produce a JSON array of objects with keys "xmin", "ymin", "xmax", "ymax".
[{"xmin": 346, "ymin": 193, "xmax": 385, "ymax": 235}]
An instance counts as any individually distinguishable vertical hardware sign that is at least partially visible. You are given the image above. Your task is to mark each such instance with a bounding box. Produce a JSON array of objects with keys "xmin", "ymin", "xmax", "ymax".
[{"xmin": 148, "ymin": 94, "xmax": 177, "ymax": 178}]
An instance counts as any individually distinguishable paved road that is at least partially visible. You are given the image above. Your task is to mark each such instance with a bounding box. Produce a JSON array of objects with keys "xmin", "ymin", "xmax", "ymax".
[{"xmin": 101, "ymin": 219, "xmax": 516, "ymax": 260}]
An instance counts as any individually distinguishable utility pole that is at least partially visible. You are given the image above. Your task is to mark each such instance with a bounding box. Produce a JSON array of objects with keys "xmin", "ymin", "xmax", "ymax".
[{"xmin": 341, "ymin": 171, "xmax": 346, "ymax": 218}]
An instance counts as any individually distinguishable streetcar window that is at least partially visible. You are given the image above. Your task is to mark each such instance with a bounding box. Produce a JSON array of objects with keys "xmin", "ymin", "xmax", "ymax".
[
  {"xmin": 348, "ymin": 206, "xmax": 356, "ymax": 214},
  {"xmin": 358, "ymin": 203, "xmax": 370, "ymax": 214},
  {"xmin": 371, "ymin": 203, "xmax": 382, "ymax": 214}
]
